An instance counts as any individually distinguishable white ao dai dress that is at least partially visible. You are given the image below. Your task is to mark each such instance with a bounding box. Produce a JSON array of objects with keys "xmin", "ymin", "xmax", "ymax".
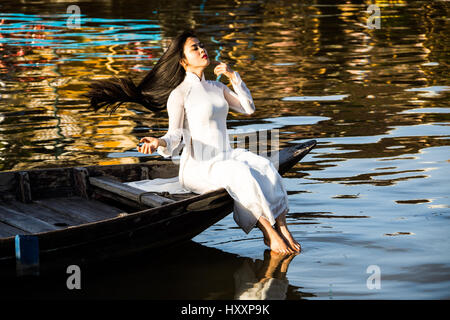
[{"xmin": 157, "ymin": 70, "xmax": 289, "ymax": 234}]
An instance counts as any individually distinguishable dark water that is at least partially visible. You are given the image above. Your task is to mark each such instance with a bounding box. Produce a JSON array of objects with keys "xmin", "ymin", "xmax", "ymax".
[{"xmin": 0, "ymin": 0, "xmax": 449, "ymax": 299}]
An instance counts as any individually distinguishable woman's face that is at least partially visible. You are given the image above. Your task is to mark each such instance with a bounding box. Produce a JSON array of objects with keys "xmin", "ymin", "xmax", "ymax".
[{"xmin": 180, "ymin": 37, "xmax": 210, "ymax": 70}]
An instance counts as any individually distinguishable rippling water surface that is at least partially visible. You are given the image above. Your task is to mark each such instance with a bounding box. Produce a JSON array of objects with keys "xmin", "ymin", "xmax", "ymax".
[{"xmin": 0, "ymin": 0, "xmax": 449, "ymax": 299}]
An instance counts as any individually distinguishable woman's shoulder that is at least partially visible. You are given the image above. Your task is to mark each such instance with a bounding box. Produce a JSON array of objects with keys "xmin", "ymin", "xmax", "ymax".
[
  {"xmin": 169, "ymin": 81, "xmax": 190, "ymax": 98},
  {"xmin": 166, "ymin": 84, "xmax": 188, "ymax": 106}
]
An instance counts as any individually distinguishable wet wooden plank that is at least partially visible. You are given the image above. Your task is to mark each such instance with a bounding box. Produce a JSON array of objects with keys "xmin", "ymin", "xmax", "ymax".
[
  {"xmin": 3, "ymin": 200, "xmax": 86, "ymax": 227},
  {"xmin": 0, "ymin": 206, "xmax": 58, "ymax": 233},
  {"xmin": 89, "ymin": 176, "xmax": 175, "ymax": 207},
  {"xmin": 0, "ymin": 221, "xmax": 29, "ymax": 238},
  {"xmin": 35, "ymin": 197, "xmax": 124, "ymax": 223},
  {"xmin": 66, "ymin": 197, "xmax": 125, "ymax": 218}
]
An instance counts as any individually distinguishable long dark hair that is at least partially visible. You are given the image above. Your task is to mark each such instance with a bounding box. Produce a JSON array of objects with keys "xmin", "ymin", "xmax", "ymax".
[{"xmin": 83, "ymin": 29, "xmax": 197, "ymax": 114}]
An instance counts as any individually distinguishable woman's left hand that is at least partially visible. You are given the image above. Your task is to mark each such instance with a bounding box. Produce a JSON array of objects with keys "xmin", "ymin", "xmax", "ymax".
[{"xmin": 213, "ymin": 62, "xmax": 236, "ymax": 82}]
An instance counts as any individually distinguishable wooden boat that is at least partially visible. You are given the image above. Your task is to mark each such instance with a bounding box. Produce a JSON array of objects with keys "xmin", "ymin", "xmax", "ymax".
[{"xmin": 0, "ymin": 140, "xmax": 316, "ymax": 276}]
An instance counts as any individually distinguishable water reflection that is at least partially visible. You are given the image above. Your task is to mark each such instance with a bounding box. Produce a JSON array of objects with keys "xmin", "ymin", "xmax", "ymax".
[
  {"xmin": 0, "ymin": 1, "xmax": 448, "ymax": 174},
  {"xmin": 1, "ymin": 241, "xmax": 313, "ymax": 300},
  {"xmin": 235, "ymin": 250, "xmax": 299, "ymax": 300}
]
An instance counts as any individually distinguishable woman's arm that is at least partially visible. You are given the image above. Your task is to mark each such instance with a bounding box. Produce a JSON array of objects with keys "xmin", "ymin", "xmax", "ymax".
[
  {"xmin": 222, "ymin": 71, "xmax": 255, "ymax": 115},
  {"xmin": 156, "ymin": 88, "xmax": 185, "ymax": 158}
]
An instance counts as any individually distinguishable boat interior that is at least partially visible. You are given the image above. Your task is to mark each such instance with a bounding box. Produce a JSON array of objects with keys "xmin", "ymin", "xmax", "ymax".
[{"xmin": 0, "ymin": 160, "xmax": 197, "ymax": 238}]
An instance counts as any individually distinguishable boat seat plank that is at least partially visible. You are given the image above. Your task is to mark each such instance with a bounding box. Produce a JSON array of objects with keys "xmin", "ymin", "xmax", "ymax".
[
  {"xmin": 35, "ymin": 197, "xmax": 124, "ymax": 223},
  {"xmin": 89, "ymin": 176, "xmax": 175, "ymax": 207},
  {"xmin": 0, "ymin": 206, "xmax": 58, "ymax": 233},
  {"xmin": 0, "ymin": 221, "xmax": 29, "ymax": 237}
]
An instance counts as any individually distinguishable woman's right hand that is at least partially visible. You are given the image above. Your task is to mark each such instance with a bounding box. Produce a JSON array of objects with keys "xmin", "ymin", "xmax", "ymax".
[{"xmin": 137, "ymin": 137, "xmax": 160, "ymax": 154}]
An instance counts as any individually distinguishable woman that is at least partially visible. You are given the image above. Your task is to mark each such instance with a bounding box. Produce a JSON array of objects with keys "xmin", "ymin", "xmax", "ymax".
[{"xmin": 85, "ymin": 29, "xmax": 300, "ymax": 254}]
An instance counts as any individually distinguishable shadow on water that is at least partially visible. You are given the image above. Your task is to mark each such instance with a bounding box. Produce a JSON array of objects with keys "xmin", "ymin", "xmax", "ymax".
[{"xmin": 1, "ymin": 240, "xmax": 314, "ymax": 300}]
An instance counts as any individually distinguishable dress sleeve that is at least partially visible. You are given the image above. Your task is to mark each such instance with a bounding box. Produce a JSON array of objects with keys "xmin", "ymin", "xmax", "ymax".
[
  {"xmin": 222, "ymin": 71, "xmax": 255, "ymax": 115},
  {"xmin": 157, "ymin": 88, "xmax": 185, "ymax": 158}
]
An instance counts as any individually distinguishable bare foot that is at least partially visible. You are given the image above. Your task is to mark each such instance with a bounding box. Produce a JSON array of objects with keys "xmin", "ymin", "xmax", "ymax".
[
  {"xmin": 276, "ymin": 225, "xmax": 301, "ymax": 252},
  {"xmin": 263, "ymin": 231, "xmax": 294, "ymax": 254},
  {"xmin": 258, "ymin": 215, "xmax": 294, "ymax": 254}
]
